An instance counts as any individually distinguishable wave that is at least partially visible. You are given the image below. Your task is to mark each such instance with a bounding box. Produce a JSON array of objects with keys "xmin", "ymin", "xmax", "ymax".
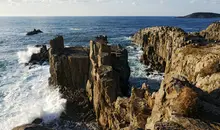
[
  {"xmin": 17, "ymin": 46, "xmax": 41, "ymax": 64},
  {"xmin": 109, "ymin": 36, "xmax": 132, "ymax": 41},
  {"xmin": 70, "ymin": 28, "xmax": 82, "ymax": 31},
  {"xmin": 0, "ymin": 65, "xmax": 66, "ymax": 130},
  {"xmin": 126, "ymin": 45, "xmax": 163, "ymax": 89}
]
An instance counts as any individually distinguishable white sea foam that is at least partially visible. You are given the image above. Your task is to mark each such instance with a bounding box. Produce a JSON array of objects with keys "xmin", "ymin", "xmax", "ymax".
[
  {"xmin": 70, "ymin": 28, "xmax": 82, "ymax": 31},
  {"xmin": 126, "ymin": 45, "xmax": 163, "ymax": 89},
  {"xmin": 17, "ymin": 46, "xmax": 41, "ymax": 64},
  {"xmin": 110, "ymin": 36, "xmax": 132, "ymax": 41},
  {"xmin": 0, "ymin": 65, "xmax": 66, "ymax": 130}
]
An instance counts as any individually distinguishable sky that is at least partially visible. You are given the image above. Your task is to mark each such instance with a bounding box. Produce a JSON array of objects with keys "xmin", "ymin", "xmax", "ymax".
[{"xmin": 0, "ymin": 0, "xmax": 220, "ymax": 16}]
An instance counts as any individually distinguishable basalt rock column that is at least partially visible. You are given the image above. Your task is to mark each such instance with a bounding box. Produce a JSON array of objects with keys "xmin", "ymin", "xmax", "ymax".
[
  {"xmin": 132, "ymin": 26, "xmax": 189, "ymax": 72},
  {"xmin": 88, "ymin": 40, "xmax": 120, "ymax": 127},
  {"xmin": 49, "ymin": 36, "xmax": 89, "ymax": 91},
  {"xmin": 48, "ymin": 36, "xmax": 95, "ymax": 122}
]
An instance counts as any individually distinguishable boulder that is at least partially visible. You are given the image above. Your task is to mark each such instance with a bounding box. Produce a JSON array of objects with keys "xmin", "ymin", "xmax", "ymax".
[
  {"xmin": 28, "ymin": 45, "xmax": 48, "ymax": 65},
  {"xmin": 26, "ymin": 29, "xmax": 43, "ymax": 36}
]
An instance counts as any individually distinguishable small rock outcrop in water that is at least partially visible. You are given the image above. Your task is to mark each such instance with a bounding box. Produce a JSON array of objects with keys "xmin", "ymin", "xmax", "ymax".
[
  {"xmin": 27, "ymin": 45, "xmax": 49, "ymax": 65},
  {"xmin": 26, "ymin": 29, "xmax": 43, "ymax": 36},
  {"xmin": 178, "ymin": 12, "xmax": 220, "ymax": 18}
]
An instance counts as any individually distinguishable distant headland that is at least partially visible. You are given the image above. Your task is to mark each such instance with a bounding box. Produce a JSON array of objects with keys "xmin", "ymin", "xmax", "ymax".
[{"xmin": 178, "ymin": 12, "xmax": 220, "ymax": 18}]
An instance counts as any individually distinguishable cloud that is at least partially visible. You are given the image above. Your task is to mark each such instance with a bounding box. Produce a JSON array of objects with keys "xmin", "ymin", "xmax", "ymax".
[{"xmin": 190, "ymin": 0, "xmax": 220, "ymax": 4}]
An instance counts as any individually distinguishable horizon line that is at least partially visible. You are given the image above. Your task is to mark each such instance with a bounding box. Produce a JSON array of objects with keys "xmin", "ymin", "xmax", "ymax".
[{"xmin": 0, "ymin": 15, "xmax": 178, "ymax": 17}]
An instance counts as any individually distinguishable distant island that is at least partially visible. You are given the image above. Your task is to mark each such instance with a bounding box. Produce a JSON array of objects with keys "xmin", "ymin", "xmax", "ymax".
[{"xmin": 178, "ymin": 12, "xmax": 220, "ymax": 18}]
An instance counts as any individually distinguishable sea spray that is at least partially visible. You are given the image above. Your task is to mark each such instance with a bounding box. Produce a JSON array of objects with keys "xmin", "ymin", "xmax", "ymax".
[
  {"xmin": 0, "ymin": 51, "xmax": 66, "ymax": 130},
  {"xmin": 126, "ymin": 45, "xmax": 163, "ymax": 89},
  {"xmin": 17, "ymin": 46, "xmax": 41, "ymax": 64}
]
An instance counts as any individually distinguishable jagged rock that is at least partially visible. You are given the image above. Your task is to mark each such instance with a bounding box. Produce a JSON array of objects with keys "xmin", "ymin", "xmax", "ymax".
[
  {"xmin": 111, "ymin": 44, "xmax": 130, "ymax": 96},
  {"xmin": 28, "ymin": 45, "xmax": 48, "ymax": 65},
  {"xmin": 86, "ymin": 40, "xmax": 152, "ymax": 130},
  {"xmin": 132, "ymin": 26, "xmax": 189, "ymax": 72},
  {"xmin": 154, "ymin": 121, "xmax": 185, "ymax": 130},
  {"xmin": 132, "ymin": 26, "xmax": 207, "ymax": 72},
  {"xmin": 49, "ymin": 36, "xmax": 64, "ymax": 55},
  {"xmin": 146, "ymin": 75, "xmax": 220, "ymax": 130},
  {"xmin": 166, "ymin": 44, "xmax": 220, "ymax": 100},
  {"xmin": 26, "ymin": 29, "xmax": 43, "ymax": 36},
  {"xmin": 200, "ymin": 22, "xmax": 220, "ymax": 42},
  {"xmin": 48, "ymin": 36, "xmax": 130, "ymax": 127},
  {"xmin": 88, "ymin": 40, "xmax": 120, "ymax": 128},
  {"xmin": 95, "ymin": 35, "xmax": 108, "ymax": 44},
  {"xmin": 12, "ymin": 124, "xmax": 50, "ymax": 130},
  {"xmin": 48, "ymin": 36, "xmax": 95, "ymax": 122},
  {"xmin": 31, "ymin": 118, "xmax": 43, "ymax": 124}
]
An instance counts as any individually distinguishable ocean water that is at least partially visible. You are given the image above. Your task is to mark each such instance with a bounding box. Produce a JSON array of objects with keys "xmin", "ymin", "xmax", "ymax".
[{"xmin": 0, "ymin": 16, "xmax": 220, "ymax": 130}]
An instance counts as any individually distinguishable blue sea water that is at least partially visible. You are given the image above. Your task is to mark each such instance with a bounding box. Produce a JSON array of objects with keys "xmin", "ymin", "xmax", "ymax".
[{"xmin": 0, "ymin": 16, "xmax": 220, "ymax": 129}]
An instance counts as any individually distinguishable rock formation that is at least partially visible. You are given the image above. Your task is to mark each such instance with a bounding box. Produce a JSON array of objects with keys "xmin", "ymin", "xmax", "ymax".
[
  {"xmin": 132, "ymin": 22, "xmax": 220, "ymax": 73},
  {"xmin": 146, "ymin": 75, "xmax": 220, "ymax": 130},
  {"xmin": 200, "ymin": 22, "xmax": 220, "ymax": 42},
  {"xmin": 132, "ymin": 26, "xmax": 190, "ymax": 72},
  {"xmin": 26, "ymin": 29, "xmax": 43, "ymax": 36},
  {"xmin": 48, "ymin": 36, "xmax": 95, "ymax": 122},
  {"xmin": 131, "ymin": 21, "xmax": 220, "ymax": 130},
  {"xmin": 14, "ymin": 22, "xmax": 220, "ymax": 130},
  {"xmin": 28, "ymin": 45, "xmax": 49, "ymax": 65}
]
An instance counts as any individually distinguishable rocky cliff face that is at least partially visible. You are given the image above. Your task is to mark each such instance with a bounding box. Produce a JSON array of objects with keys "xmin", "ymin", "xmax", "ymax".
[
  {"xmin": 86, "ymin": 40, "xmax": 151, "ymax": 129},
  {"xmin": 48, "ymin": 36, "xmax": 132, "ymax": 129},
  {"xmin": 132, "ymin": 22, "xmax": 220, "ymax": 73},
  {"xmin": 14, "ymin": 22, "xmax": 220, "ymax": 130},
  {"xmin": 167, "ymin": 44, "xmax": 220, "ymax": 94},
  {"xmin": 200, "ymin": 22, "xmax": 220, "ymax": 42},
  {"xmin": 48, "ymin": 36, "xmax": 95, "ymax": 122},
  {"xmin": 131, "ymin": 22, "xmax": 220, "ymax": 130},
  {"xmin": 146, "ymin": 75, "xmax": 220, "ymax": 130},
  {"xmin": 132, "ymin": 26, "xmax": 189, "ymax": 72}
]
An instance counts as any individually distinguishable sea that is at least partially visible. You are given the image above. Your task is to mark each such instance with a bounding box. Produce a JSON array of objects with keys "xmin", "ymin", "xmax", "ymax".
[{"xmin": 0, "ymin": 16, "xmax": 219, "ymax": 130}]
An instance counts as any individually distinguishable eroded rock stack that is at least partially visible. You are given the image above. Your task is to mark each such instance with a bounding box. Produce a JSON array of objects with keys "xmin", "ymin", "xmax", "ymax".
[
  {"xmin": 48, "ymin": 36, "xmax": 95, "ymax": 122},
  {"xmin": 86, "ymin": 40, "xmax": 152, "ymax": 129}
]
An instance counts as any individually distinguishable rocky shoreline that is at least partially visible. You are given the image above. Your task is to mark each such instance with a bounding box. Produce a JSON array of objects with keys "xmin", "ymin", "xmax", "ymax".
[{"xmin": 14, "ymin": 22, "xmax": 220, "ymax": 130}]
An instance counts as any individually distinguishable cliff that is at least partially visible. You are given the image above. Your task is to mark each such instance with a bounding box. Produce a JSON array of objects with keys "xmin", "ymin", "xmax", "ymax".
[
  {"xmin": 178, "ymin": 12, "xmax": 220, "ymax": 18},
  {"xmin": 14, "ymin": 22, "xmax": 220, "ymax": 130},
  {"xmin": 200, "ymin": 22, "xmax": 220, "ymax": 42},
  {"xmin": 131, "ymin": 21, "xmax": 220, "ymax": 130},
  {"xmin": 132, "ymin": 26, "xmax": 206, "ymax": 72}
]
